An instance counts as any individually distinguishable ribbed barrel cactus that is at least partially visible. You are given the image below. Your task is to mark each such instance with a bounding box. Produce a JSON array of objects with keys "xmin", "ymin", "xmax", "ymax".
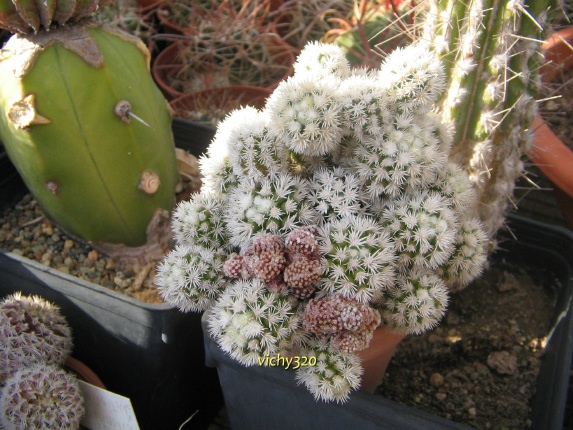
[
  {"xmin": 421, "ymin": 0, "xmax": 556, "ymax": 247},
  {"xmin": 0, "ymin": 0, "xmax": 178, "ymax": 249}
]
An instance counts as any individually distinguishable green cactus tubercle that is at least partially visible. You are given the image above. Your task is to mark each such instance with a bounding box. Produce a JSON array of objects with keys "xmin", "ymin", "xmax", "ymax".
[{"xmin": 0, "ymin": 22, "xmax": 179, "ymax": 247}]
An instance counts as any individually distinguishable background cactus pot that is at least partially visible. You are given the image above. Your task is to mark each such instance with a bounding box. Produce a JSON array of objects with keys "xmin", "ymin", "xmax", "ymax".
[
  {"xmin": 0, "ymin": 21, "xmax": 179, "ymax": 247},
  {"xmin": 0, "ymin": 119, "xmax": 223, "ymax": 430}
]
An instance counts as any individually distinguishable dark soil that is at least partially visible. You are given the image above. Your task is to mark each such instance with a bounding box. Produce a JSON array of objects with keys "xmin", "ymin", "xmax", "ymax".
[{"xmin": 376, "ymin": 264, "xmax": 558, "ymax": 429}]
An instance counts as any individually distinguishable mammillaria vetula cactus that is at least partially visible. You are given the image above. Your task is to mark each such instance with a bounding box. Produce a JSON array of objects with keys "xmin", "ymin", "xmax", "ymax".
[
  {"xmin": 0, "ymin": 0, "xmax": 178, "ymax": 253},
  {"xmin": 0, "ymin": 292, "xmax": 72, "ymax": 384},
  {"xmin": 156, "ymin": 41, "xmax": 489, "ymax": 402},
  {"xmin": 207, "ymin": 278, "xmax": 305, "ymax": 367},
  {"xmin": 0, "ymin": 362, "xmax": 85, "ymax": 430}
]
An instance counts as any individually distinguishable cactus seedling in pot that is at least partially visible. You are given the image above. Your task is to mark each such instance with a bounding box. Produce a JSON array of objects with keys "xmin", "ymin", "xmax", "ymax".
[{"xmin": 0, "ymin": 0, "xmax": 179, "ymax": 256}]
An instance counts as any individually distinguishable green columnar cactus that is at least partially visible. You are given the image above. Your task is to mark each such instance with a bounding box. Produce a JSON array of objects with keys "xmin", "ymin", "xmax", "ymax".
[
  {"xmin": 421, "ymin": 0, "xmax": 555, "ymax": 246},
  {"xmin": 0, "ymin": 0, "xmax": 178, "ymax": 249}
]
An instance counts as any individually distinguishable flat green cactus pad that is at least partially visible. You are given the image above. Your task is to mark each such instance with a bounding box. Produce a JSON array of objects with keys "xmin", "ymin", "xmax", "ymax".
[{"xmin": 0, "ymin": 22, "xmax": 178, "ymax": 247}]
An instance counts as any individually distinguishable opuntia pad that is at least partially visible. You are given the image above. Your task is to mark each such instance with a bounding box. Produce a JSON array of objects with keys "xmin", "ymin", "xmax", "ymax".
[{"xmin": 0, "ymin": 22, "xmax": 178, "ymax": 246}]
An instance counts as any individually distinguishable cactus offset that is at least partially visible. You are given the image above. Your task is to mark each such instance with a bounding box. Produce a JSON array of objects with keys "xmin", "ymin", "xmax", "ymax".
[
  {"xmin": 421, "ymin": 0, "xmax": 555, "ymax": 246},
  {"xmin": 0, "ymin": 293, "xmax": 73, "ymax": 384},
  {"xmin": 0, "ymin": 363, "xmax": 84, "ymax": 430},
  {"xmin": 0, "ymin": 0, "xmax": 178, "ymax": 250}
]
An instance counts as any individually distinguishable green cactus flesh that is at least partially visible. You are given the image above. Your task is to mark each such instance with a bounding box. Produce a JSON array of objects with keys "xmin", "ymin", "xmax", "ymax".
[
  {"xmin": 0, "ymin": 23, "xmax": 179, "ymax": 247},
  {"xmin": 422, "ymin": 0, "xmax": 554, "ymax": 244}
]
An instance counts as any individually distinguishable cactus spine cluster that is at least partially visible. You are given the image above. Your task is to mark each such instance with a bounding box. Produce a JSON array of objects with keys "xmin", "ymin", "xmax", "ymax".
[
  {"xmin": 0, "ymin": 293, "xmax": 84, "ymax": 429},
  {"xmin": 0, "ymin": 363, "xmax": 85, "ymax": 430},
  {"xmin": 157, "ymin": 41, "xmax": 490, "ymax": 402},
  {"xmin": 0, "ymin": 0, "xmax": 178, "ymax": 249},
  {"xmin": 0, "ymin": 292, "xmax": 72, "ymax": 383},
  {"xmin": 421, "ymin": 0, "xmax": 556, "ymax": 246}
]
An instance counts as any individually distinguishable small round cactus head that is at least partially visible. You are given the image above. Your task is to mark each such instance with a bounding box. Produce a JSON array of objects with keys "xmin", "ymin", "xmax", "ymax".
[
  {"xmin": 0, "ymin": 362, "xmax": 85, "ymax": 430},
  {"xmin": 0, "ymin": 0, "xmax": 115, "ymax": 34},
  {"xmin": 0, "ymin": 292, "xmax": 73, "ymax": 383}
]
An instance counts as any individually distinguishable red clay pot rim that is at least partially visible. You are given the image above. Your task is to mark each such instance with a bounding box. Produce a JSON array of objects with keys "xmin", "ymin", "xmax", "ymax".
[
  {"xmin": 170, "ymin": 86, "xmax": 273, "ymax": 112},
  {"xmin": 64, "ymin": 356, "xmax": 106, "ymax": 389},
  {"xmin": 528, "ymin": 27, "xmax": 573, "ymax": 199},
  {"xmin": 152, "ymin": 37, "xmax": 294, "ymax": 100}
]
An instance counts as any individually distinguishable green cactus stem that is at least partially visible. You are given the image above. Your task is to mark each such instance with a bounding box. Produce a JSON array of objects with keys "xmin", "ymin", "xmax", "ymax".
[
  {"xmin": 421, "ymin": 0, "xmax": 555, "ymax": 246},
  {"xmin": 0, "ymin": 21, "xmax": 179, "ymax": 248}
]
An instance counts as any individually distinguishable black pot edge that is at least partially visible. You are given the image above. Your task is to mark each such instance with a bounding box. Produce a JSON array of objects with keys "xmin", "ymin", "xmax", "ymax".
[
  {"xmin": 203, "ymin": 215, "xmax": 573, "ymax": 430},
  {"xmin": 0, "ymin": 118, "xmax": 223, "ymax": 430}
]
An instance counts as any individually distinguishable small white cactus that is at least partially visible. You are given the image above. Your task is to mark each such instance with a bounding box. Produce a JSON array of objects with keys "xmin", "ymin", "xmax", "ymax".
[
  {"xmin": 207, "ymin": 278, "xmax": 303, "ymax": 366},
  {"xmin": 295, "ymin": 338, "xmax": 363, "ymax": 403}
]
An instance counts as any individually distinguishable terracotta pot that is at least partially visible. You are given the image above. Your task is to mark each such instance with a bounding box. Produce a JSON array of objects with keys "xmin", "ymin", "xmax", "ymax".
[
  {"xmin": 357, "ymin": 327, "xmax": 406, "ymax": 393},
  {"xmin": 528, "ymin": 27, "xmax": 573, "ymax": 228},
  {"xmin": 170, "ymin": 86, "xmax": 272, "ymax": 119},
  {"xmin": 152, "ymin": 37, "xmax": 294, "ymax": 101},
  {"xmin": 64, "ymin": 356, "xmax": 106, "ymax": 389},
  {"xmin": 155, "ymin": 3, "xmax": 187, "ymax": 35},
  {"xmin": 157, "ymin": 1, "xmax": 285, "ymax": 35}
]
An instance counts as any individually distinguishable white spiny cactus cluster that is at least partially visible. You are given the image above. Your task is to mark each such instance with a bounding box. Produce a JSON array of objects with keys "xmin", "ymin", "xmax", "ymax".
[
  {"xmin": 207, "ymin": 278, "xmax": 304, "ymax": 366},
  {"xmin": 295, "ymin": 337, "xmax": 363, "ymax": 403},
  {"xmin": 156, "ymin": 41, "xmax": 488, "ymax": 403}
]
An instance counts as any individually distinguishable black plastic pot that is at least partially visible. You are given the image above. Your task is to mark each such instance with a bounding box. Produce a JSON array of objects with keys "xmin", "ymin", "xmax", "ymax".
[
  {"xmin": 0, "ymin": 119, "xmax": 220, "ymax": 430},
  {"xmin": 203, "ymin": 215, "xmax": 573, "ymax": 430},
  {"xmin": 0, "ymin": 147, "xmax": 27, "ymax": 210}
]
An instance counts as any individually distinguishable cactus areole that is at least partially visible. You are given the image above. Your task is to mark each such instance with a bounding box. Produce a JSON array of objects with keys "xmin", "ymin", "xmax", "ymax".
[{"xmin": 0, "ymin": 21, "xmax": 179, "ymax": 248}]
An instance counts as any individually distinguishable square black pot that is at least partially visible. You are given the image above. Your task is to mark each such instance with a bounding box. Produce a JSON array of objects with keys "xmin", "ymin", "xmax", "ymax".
[
  {"xmin": 0, "ymin": 119, "xmax": 221, "ymax": 430},
  {"xmin": 203, "ymin": 215, "xmax": 573, "ymax": 430}
]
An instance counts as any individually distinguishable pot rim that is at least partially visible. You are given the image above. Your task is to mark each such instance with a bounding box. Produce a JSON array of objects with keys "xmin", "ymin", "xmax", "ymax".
[{"xmin": 529, "ymin": 26, "xmax": 573, "ymax": 199}]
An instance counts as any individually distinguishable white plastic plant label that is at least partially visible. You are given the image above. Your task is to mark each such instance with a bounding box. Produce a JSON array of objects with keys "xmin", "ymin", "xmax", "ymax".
[{"xmin": 78, "ymin": 381, "xmax": 140, "ymax": 430}]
